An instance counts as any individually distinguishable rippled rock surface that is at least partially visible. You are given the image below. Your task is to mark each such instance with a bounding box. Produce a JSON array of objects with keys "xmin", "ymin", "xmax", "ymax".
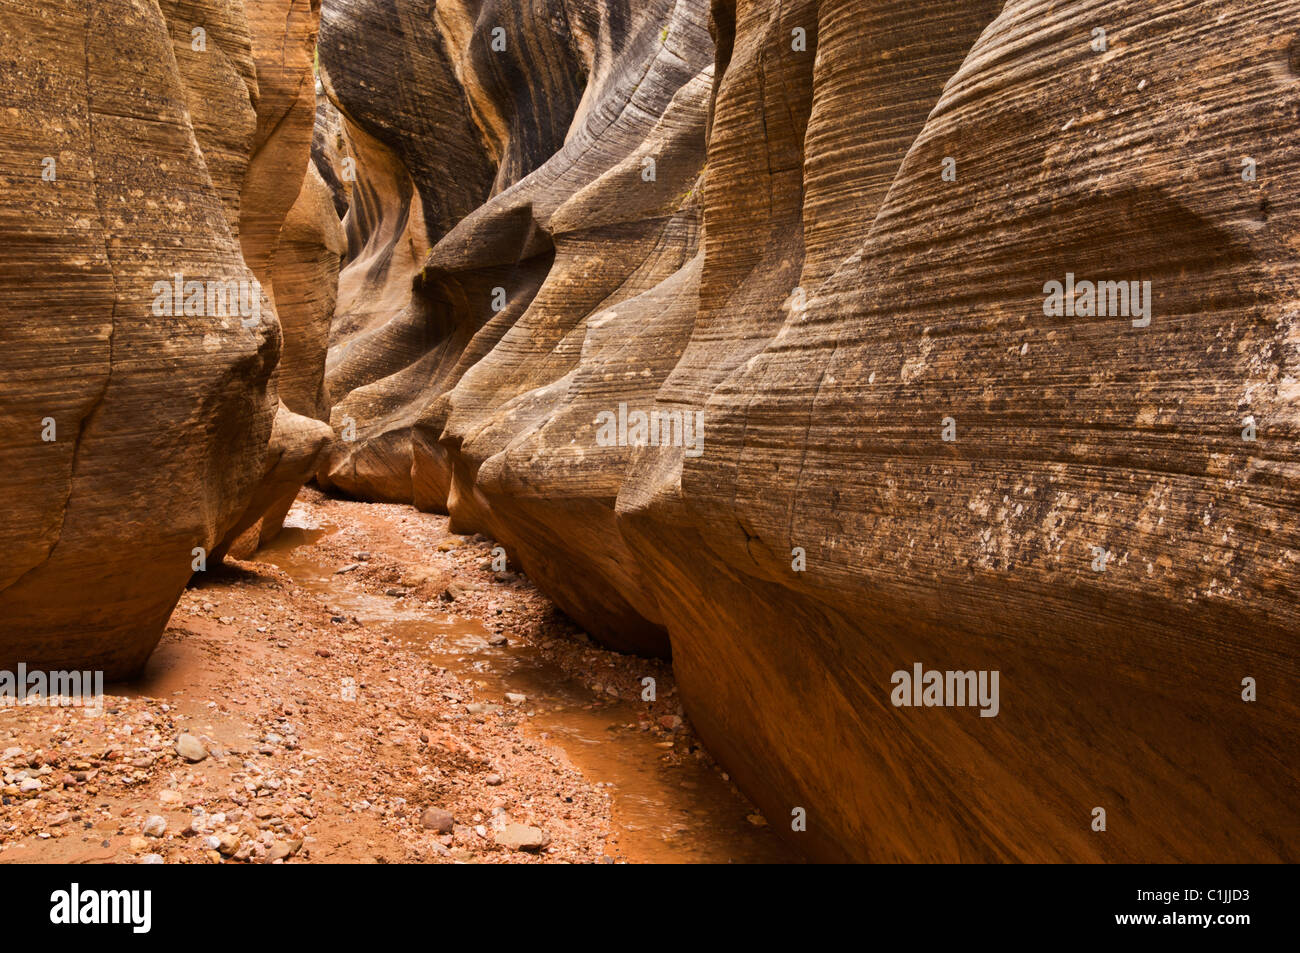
[{"xmin": 0, "ymin": 0, "xmax": 333, "ymax": 676}]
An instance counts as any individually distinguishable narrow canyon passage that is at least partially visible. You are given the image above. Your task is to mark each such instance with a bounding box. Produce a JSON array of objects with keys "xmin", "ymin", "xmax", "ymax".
[
  {"xmin": 3, "ymin": 0, "xmax": 1297, "ymax": 871},
  {"xmin": 0, "ymin": 488, "xmax": 797, "ymax": 864}
]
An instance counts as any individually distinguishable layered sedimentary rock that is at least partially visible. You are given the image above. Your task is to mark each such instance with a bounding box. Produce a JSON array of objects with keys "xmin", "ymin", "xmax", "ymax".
[
  {"xmin": 321, "ymin": 0, "xmax": 1298, "ymax": 861},
  {"xmin": 316, "ymin": 0, "xmax": 712, "ymax": 654},
  {"xmin": 0, "ymin": 0, "xmax": 328, "ymax": 676},
  {"xmin": 216, "ymin": 0, "xmax": 342, "ymax": 556},
  {"xmin": 214, "ymin": 155, "xmax": 343, "ymax": 558}
]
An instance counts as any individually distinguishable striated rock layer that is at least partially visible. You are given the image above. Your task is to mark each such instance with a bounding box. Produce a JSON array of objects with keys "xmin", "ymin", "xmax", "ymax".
[
  {"xmin": 0, "ymin": 0, "xmax": 333, "ymax": 676},
  {"xmin": 324, "ymin": 0, "xmax": 1298, "ymax": 860}
]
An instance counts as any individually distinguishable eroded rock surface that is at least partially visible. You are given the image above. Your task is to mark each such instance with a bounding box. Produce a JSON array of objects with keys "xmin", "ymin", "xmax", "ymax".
[
  {"xmin": 9, "ymin": 0, "xmax": 1296, "ymax": 862},
  {"xmin": 0, "ymin": 0, "xmax": 331, "ymax": 675},
  {"xmin": 316, "ymin": 0, "xmax": 1300, "ymax": 862}
]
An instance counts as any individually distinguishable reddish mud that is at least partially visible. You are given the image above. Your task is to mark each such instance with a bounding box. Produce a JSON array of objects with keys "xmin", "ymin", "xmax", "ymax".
[{"xmin": 0, "ymin": 488, "xmax": 798, "ymax": 864}]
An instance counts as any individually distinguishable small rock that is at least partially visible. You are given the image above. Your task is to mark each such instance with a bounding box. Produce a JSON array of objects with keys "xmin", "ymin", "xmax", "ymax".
[
  {"xmin": 420, "ymin": 807, "xmax": 454, "ymax": 833},
  {"xmin": 19, "ymin": 778, "xmax": 41, "ymax": 793},
  {"xmin": 141, "ymin": 854, "xmax": 164, "ymax": 865},
  {"xmin": 504, "ymin": 692, "xmax": 526, "ymax": 706},
  {"xmin": 142, "ymin": 815, "xmax": 167, "ymax": 837},
  {"xmin": 174, "ymin": 734, "xmax": 208, "ymax": 763},
  {"xmin": 488, "ymin": 634, "xmax": 508, "ymax": 646},
  {"xmin": 441, "ymin": 582, "xmax": 469, "ymax": 602},
  {"xmin": 484, "ymin": 773, "xmax": 503, "ymax": 786},
  {"xmin": 494, "ymin": 823, "xmax": 550, "ymax": 852},
  {"xmin": 335, "ymin": 563, "xmax": 359, "ymax": 574}
]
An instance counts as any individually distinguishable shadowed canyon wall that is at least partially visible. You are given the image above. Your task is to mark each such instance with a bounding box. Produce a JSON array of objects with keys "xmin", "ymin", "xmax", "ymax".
[
  {"xmin": 0, "ymin": 0, "xmax": 336, "ymax": 675},
  {"xmin": 315, "ymin": 0, "xmax": 1299, "ymax": 862},
  {"xmin": 3, "ymin": 0, "xmax": 1297, "ymax": 862}
]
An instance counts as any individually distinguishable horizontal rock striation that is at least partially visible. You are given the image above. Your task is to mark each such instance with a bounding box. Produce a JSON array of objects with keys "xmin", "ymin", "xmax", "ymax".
[
  {"xmin": 309, "ymin": 0, "xmax": 1300, "ymax": 860},
  {"xmin": 0, "ymin": 0, "xmax": 331, "ymax": 676}
]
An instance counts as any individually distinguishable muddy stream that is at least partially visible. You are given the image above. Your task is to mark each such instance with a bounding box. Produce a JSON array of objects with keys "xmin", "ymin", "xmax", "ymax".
[{"xmin": 258, "ymin": 517, "xmax": 797, "ymax": 864}]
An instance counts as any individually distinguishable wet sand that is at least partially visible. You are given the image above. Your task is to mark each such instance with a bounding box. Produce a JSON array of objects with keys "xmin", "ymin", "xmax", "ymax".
[{"xmin": 0, "ymin": 487, "xmax": 798, "ymax": 864}]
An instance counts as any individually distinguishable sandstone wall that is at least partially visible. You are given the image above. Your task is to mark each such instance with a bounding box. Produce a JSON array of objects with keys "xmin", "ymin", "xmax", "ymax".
[
  {"xmin": 0, "ymin": 0, "xmax": 333, "ymax": 675},
  {"xmin": 280, "ymin": 0, "xmax": 1300, "ymax": 860}
]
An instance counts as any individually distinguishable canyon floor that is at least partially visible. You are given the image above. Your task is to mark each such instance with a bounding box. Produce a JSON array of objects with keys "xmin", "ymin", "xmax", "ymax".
[{"xmin": 0, "ymin": 488, "xmax": 798, "ymax": 864}]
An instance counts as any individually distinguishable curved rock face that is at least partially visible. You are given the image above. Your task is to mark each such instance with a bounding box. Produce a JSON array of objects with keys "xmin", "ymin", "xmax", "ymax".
[
  {"xmin": 0, "ymin": 0, "xmax": 329, "ymax": 676},
  {"xmin": 216, "ymin": 1, "xmax": 341, "ymax": 560},
  {"xmin": 317, "ymin": 0, "xmax": 711, "ymax": 654},
  {"xmin": 320, "ymin": 0, "xmax": 1299, "ymax": 861}
]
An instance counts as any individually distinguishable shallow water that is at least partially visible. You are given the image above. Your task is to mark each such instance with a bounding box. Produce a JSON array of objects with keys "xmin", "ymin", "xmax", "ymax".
[{"xmin": 259, "ymin": 518, "xmax": 798, "ymax": 864}]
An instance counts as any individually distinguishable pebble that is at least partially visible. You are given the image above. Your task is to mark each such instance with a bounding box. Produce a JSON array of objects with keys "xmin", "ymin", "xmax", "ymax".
[
  {"xmin": 420, "ymin": 806, "xmax": 455, "ymax": 832},
  {"xmin": 174, "ymin": 734, "xmax": 208, "ymax": 763},
  {"xmin": 494, "ymin": 823, "xmax": 551, "ymax": 852},
  {"xmin": 0, "ymin": 497, "xmax": 632, "ymax": 867}
]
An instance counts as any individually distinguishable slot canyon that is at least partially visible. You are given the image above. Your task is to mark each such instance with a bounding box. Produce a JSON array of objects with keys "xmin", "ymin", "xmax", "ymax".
[{"xmin": 0, "ymin": 0, "xmax": 1297, "ymax": 865}]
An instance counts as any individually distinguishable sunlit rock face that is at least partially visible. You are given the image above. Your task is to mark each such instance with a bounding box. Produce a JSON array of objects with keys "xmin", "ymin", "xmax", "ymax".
[
  {"xmin": 318, "ymin": 0, "xmax": 1300, "ymax": 860},
  {"xmin": 314, "ymin": 0, "xmax": 711, "ymax": 657},
  {"xmin": 0, "ymin": 0, "xmax": 330, "ymax": 677},
  {"xmin": 217, "ymin": 2, "xmax": 344, "ymax": 559}
]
